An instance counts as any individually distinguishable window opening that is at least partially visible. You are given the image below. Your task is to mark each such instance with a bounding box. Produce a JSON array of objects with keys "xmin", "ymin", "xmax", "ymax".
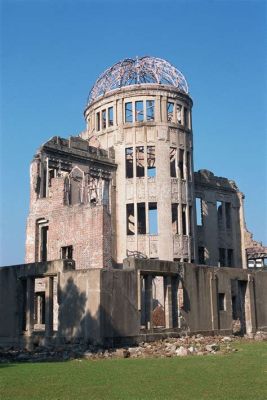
[
  {"xmin": 136, "ymin": 146, "xmax": 145, "ymax": 177},
  {"xmin": 61, "ymin": 245, "xmax": 73, "ymax": 260},
  {"xmin": 172, "ymin": 204, "xmax": 178, "ymax": 234},
  {"xmin": 177, "ymin": 104, "xmax": 182, "ymax": 124},
  {"xmin": 256, "ymin": 259, "xmax": 262, "ymax": 268},
  {"xmin": 189, "ymin": 206, "xmax": 192, "ymax": 235},
  {"xmin": 218, "ymin": 293, "xmax": 226, "ymax": 311},
  {"xmin": 147, "ymin": 146, "xmax": 156, "ymax": 177},
  {"xmin": 135, "ymin": 101, "xmax": 144, "ymax": 122},
  {"xmin": 227, "ymin": 249, "xmax": 233, "ymax": 267},
  {"xmin": 217, "ymin": 201, "xmax": 223, "ymax": 228},
  {"xmin": 125, "ymin": 147, "xmax": 133, "ymax": 178},
  {"xmin": 146, "ymin": 100, "xmax": 155, "ymax": 121},
  {"xmin": 125, "ymin": 102, "xmax": 133, "ymax": 123},
  {"xmin": 137, "ymin": 203, "xmax": 146, "ymax": 234},
  {"xmin": 170, "ymin": 147, "xmax": 177, "ymax": 177},
  {"xmin": 186, "ymin": 151, "xmax": 191, "ymax": 180},
  {"xmin": 198, "ymin": 247, "xmax": 205, "ymax": 264},
  {"xmin": 108, "ymin": 107, "xmax": 113, "ymax": 126},
  {"xmin": 179, "ymin": 149, "xmax": 184, "ymax": 179},
  {"xmin": 184, "ymin": 108, "xmax": 188, "ymax": 127},
  {"xmin": 126, "ymin": 204, "xmax": 135, "ymax": 235},
  {"xmin": 219, "ymin": 248, "xmax": 226, "ymax": 267},
  {"xmin": 40, "ymin": 225, "xmax": 48, "ymax": 262},
  {"xmin": 96, "ymin": 112, "xmax": 100, "ymax": 131},
  {"xmin": 182, "ymin": 204, "xmax": 187, "ymax": 235},
  {"xmin": 196, "ymin": 198, "xmax": 203, "ymax": 226},
  {"xmin": 248, "ymin": 260, "xmax": 255, "ymax": 268},
  {"xmin": 149, "ymin": 203, "xmax": 158, "ymax": 235},
  {"xmin": 225, "ymin": 202, "xmax": 231, "ymax": 229},
  {"xmin": 102, "ymin": 109, "xmax": 106, "ymax": 129},
  {"xmin": 41, "ymin": 162, "xmax": 47, "ymax": 198},
  {"xmin": 34, "ymin": 292, "xmax": 45, "ymax": 325},
  {"xmin": 167, "ymin": 102, "xmax": 174, "ymax": 122}
]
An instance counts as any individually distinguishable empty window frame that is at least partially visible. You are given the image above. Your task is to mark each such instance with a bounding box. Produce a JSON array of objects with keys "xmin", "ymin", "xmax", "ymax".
[
  {"xmin": 227, "ymin": 249, "xmax": 233, "ymax": 267},
  {"xmin": 170, "ymin": 147, "xmax": 177, "ymax": 177},
  {"xmin": 167, "ymin": 102, "xmax": 174, "ymax": 122},
  {"xmin": 146, "ymin": 100, "xmax": 155, "ymax": 121},
  {"xmin": 184, "ymin": 107, "xmax": 188, "ymax": 127},
  {"xmin": 102, "ymin": 109, "xmax": 106, "ymax": 129},
  {"xmin": 218, "ymin": 293, "xmax": 226, "ymax": 311},
  {"xmin": 219, "ymin": 248, "xmax": 226, "ymax": 267},
  {"xmin": 108, "ymin": 107, "xmax": 113, "ymax": 126},
  {"xmin": 177, "ymin": 104, "xmax": 182, "ymax": 124},
  {"xmin": 125, "ymin": 102, "xmax": 133, "ymax": 123},
  {"xmin": 135, "ymin": 101, "xmax": 144, "ymax": 122},
  {"xmin": 40, "ymin": 225, "xmax": 49, "ymax": 262},
  {"xmin": 147, "ymin": 146, "xmax": 156, "ymax": 177},
  {"xmin": 125, "ymin": 147, "xmax": 134, "ymax": 178},
  {"xmin": 172, "ymin": 203, "xmax": 178, "ymax": 234},
  {"xmin": 198, "ymin": 246, "xmax": 205, "ymax": 264},
  {"xmin": 186, "ymin": 151, "xmax": 191, "ymax": 180},
  {"xmin": 225, "ymin": 202, "xmax": 231, "ymax": 229},
  {"xmin": 182, "ymin": 204, "xmax": 187, "ymax": 235},
  {"xmin": 196, "ymin": 198, "xmax": 203, "ymax": 226},
  {"xmin": 248, "ymin": 259, "xmax": 255, "ymax": 268},
  {"xmin": 189, "ymin": 206, "xmax": 192, "ymax": 235},
  {"xmin": 96, "ymin": 112, "xmax": 100, "ymax": 131},
  {"xmin": 137, "ymin": 203, "xmax": 146, "ymax": 234},
  {"xmin": 41, "ymin": 162, "xmax": 47, "ymax": 198},
  {"xmin": 136, "ymin": 146, "xmax": 145, "ymax": 177},
  {"xmin": 61, "ymin": 245, "xmax": 73, "ymax": 260},
  {"xmin": 126, "ymin": 203, "xmax": 135, "ymax": 235},
  {"xmin": 217, "ymin": 201, "xmax": 223, "ymax": 228},
  {"xmin": 149, "ymin": 203, "xmax": 158, "ymax": 235},
  {"xmin": 178, "ymin": 149, "xmax": 184, "ymax": 179}
]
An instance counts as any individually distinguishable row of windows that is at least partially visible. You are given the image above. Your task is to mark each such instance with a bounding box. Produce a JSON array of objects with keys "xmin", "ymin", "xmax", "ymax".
[
  {"xmin": 198, "ymin": 246, "xmax": 234, "ymax": 267},
  {"xmin": 96, "ymin": 107, "xmax": 114, "ymax": 131},
  {"xmin": 125, "ymin": 146, "xmax": 191, "ymax": 180},
  {"xmin": 125, "ymin": 100, "xmax": 155, "ymax": 123},
  {"xmin": 196, "ymin": 198, "xmax": 231, "ymax": 229}
]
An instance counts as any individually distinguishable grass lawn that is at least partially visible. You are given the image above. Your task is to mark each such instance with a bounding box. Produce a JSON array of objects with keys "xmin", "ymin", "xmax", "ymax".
[{"xmin": 0, "ymin": 341, "xmax": 266, "ymax": 400}]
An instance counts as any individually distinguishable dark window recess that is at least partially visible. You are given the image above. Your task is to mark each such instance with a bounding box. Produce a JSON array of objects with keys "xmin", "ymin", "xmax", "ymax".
[
  {"xmin": 135, "ymin": 101, "xmax": 144, "ymax": 122},
  {"xmin": 147, "ymin": 146, "xmax": 156, "ymax": 177},
  {"xmin": 198, "ymin": 247, "xmax": 205, "ymax": 264},
  {"xmin": 102, "ymin": 109, "xmax": 106, "ymax": 129},
  {"xmin": 40, "ymin": 226, "xmax": 48, "ymax": 262},
  {"xmin": 217, "ymin": 201, "xmax": 223, "ymax": 228},
  {"xmin": 172, "ymin": 203, "xmax": 178, "ymax": 234},
  {"xmin": 179, "ymin": 149, "xmax": 184, "ymax": 179},
  {"xmin": 219, "ymin": 248, "xmax": 226, "ymax": 267},
  {"xmin": 125, "ymin": 147, "xmax": 133, "ymax": 178},
  {"xmin": 137, "ymin": 203, "xmax": 146, "ymax": 234},
  {"xmin": 225, "ymin": 202, "xmax": 231, "ymax": 229},
  {"xmin": 136, "ymin": 146, "xmax": 145, "ymax": 177},
  {"xmin": 149, "ymin": 203, "xmax": 158, "ymax": 235},
  {"xmin": 61, "ymin": 245, "xmax": 73, "ymax": 260},
  {"xmin": 125, "ymin": 102, "xmax": 133, "ymax": 122},
  {"xmin": 41, "ymin": 164, "xmax": 47, "ymax": 198},
  {"xmin": 218, "ymin": 293, "xmax": 226, "ymax": 311},
  {"xmin": 232, "ymin": 296, "xmax": 237, "ymax": 319},
  {"xmin": 186, "ymin": 152, "xmax": 191, "ymax": 180},
  {"xmin": 167, "ymin": 102, "xmax": 174, "ymax": 122},
  {"xmin": 227, "ymin": 249, "xmax": 233, "ymax": 267},
  {"xmin": 189, "ymin": 206, "xmax": 192, "ymax": 235},
  {"xmin": 196, "ymin": 198, "xmax": 203, "ymax": 226},
  {"xmin": 146, "ymin": 100, "xmax": 155, "ymax": 121},
  {"xmin": 170, "ymin": 147, "xmax": 177, "ymax": 177},
  {"xmin": 108, "ymin": 107, "xmax": 113, "ymax": 126},
  {"xmin": 182, "ymin": 205, "xmax": 187, "ymax": 235},
  {"xmin": 126, "ymin": 204, "xmax": 135, "ymax": 235},
  {"xmin": 184, "ymin": 107, "xmax": 188, "ymax": 127},
  {"xmin": 96, "ymin": 112, "xmax": 100, "ymax": 131},
  {"xmin": 48, "ymin": 169, "xmax": 56, "ymax": 187},
  {"xmin": 177, "ymin": 105, "xmax": 182, "ymax": 124}
]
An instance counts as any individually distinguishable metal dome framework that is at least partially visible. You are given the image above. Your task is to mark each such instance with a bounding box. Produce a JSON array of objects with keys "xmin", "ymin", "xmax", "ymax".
[{"xmin": 87, "ymin": 56, "xmax": 189, "ymax": 105}]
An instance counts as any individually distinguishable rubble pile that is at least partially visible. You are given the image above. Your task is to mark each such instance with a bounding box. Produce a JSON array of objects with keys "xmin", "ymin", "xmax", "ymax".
[{"xmin": 0, "ymin": 332, "xmax": 266, "ymax": 363}]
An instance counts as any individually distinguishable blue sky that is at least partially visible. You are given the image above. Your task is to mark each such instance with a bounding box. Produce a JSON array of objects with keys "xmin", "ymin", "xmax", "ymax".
[{"xmin": 0, "ymin": 0, "xmax": 266, "ymax": 266}]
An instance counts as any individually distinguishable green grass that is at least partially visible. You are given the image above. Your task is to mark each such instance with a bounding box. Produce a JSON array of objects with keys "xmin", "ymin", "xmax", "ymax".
[{"xmin": 0, "ymin": 341, "xmax": 266, "ymax": 400}]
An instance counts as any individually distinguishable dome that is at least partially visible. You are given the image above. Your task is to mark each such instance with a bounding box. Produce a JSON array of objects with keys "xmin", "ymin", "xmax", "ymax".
[{"xmin": 87, "ymin": 56, "xmax": 189, "ymax": 105}]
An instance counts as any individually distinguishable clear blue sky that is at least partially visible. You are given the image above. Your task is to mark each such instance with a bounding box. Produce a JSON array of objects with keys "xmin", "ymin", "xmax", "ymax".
[{"xmin": 0, "ymin": 0, "xmax": 266, "ymax": 266}]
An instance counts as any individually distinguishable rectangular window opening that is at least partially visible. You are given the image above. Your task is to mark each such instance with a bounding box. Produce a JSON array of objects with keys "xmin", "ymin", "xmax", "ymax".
[
  {"xmin": 102, "ymin": 109, "xmax": 106, "ymax": 129},
  {"xmin": 170, "ymin": 147, "xmax": 177, "ymax": 177},
  {"xmin": 125, "ymin": 102, "xmax": 133, "ymax": 123},
  {"xmin": 61, "ymin": 245, "xmax": 73, "ymax": 260},
  {"xmin": 146, "ymin": 100, "xmax": 155, "ymax": 121},
  {"xmin": 184, "ymin": 108, "xmax": 188, "ymax": 127},
  {"xmin": 149, "ymin": 203, "xmax": 158, "ymax": 235},
  {"xmin": 40, "ymin": 225, "xmax": 48, "ymax": 262},
  {"xmin": 136, "ymin": 146, "xmax": 145, "ymax": 177},
  {"xmin": 126, "ymin": 204, "xmax": 135, "ymax": 235},
  {"xmin": 225, "ymin": 202, "xmax": 231, "ymax": 229},
  {"xmin": 227, "ymin": 249, "xmax": 233, "ymax": 267},
  {"xmin": 167, "ymin": 102, "xmax": 174, "ymax": 122},
  {"xmin": 108, "ymin": 107, "xmax": 113, "ymax": 127},
  {"xmin": 125, "ymin": 147, "xmax": 133, "ymax": 178},
  {"xmin": 182, "ymin": 204, "xmax": 187, "ymax": 235},
  {"xmin": 179, "ymin": 149, "xmax": 184, "ymax": 179},
  {"xmin": 186, "ymin": 151, "xmax": 191, "ymax": 180},
  {"xmin": 172, "ymin": 203, "xmax": 178, "ymax": 234},
  {"xmin": 217, "ymin": 201, "xmax": 223, "ymax": 228},
  {"xmin": 135, "ymin": 101, "xmax": 144, "ymax": 122},
  {"xmin": 96, "ymin": 112, "xmax": 100, "ymax": 131},
  {"xmin": 196, "ymin": 198, "xmax": 203, "ymax": 226},
  {"xmin": 137, "ymin": 203, "xmax": 146, "ymax": 234},
  {"xmin": 189, "ymin": 206, "xmax": 192, "ymax": 235},
  {"xmin": 147, "ymin": 146, "xmax": 156, "ymax": 177},
  {"xmin": 219, "ymin": 248, "xmax": 226, "ymax": 267},
  {"xmin": 198, "ymin": 246, "xmax": 205, "ymax": 264},
  {"xmin": 218, "ymin": 293, "xmax": 226, "ymax": 311}
]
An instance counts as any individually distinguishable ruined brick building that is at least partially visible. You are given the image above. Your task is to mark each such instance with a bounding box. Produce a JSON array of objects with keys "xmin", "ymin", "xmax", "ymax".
[{"xmin": 1, "ymin": 57, "xmax": 266, "ymax": 348}]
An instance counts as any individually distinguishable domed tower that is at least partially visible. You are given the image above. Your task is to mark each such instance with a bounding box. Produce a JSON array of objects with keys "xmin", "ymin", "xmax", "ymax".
[{"xmin": 82, "ymin": 56, "xmax": 196, "ymax": 264}]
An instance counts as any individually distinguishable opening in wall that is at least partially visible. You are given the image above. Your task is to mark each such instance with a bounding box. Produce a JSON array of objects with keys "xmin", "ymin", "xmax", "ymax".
[
  {"xmin": 40, "ymin": 225, "xmax": 48, "ymax": 262},
  {"xmin": 182, "ymin": 204, "xmax": 186, "ymax": 235},
  {"xmin": 167, "ymin": 102, "xmax": 174, "ymax": 122},
  {"xmin": 147, "ymin": 146, "xmax": 156, "ymax": 177},
  {"xmin": 61, "ymin": 245, "xmax": 73, "ymax": 260},
  {"xmin": 125, "ymin": 102, "xmax": 133, "ymax": 123},
  {"xmin": 184, "ymin": 107, "xmax": 188, "ymax": 127},
  {"xmin": 149, "ymin": 203, "xmax": 158, "ymax": 235},
  {"xmin": 218, "ymin": 293, "xmax": 226, "ymax": 311},
  {"xmin": 125, "ymin": 147, "xmax": 133, "ymax": 178},
  {"xmin": 126, "ymin": 204, "xmax": 135, "ymax": 235},
  {"xmin": 186, "ymin": 152, "xmax": 191, "ymax": 180},
  {"xmin": 172, "ymin": 203, "xmax": 178, "ymax": 234},
  {"xmin": 177, "ymin": 104, "xmax": 182, "ymax": 124},
  {"xmin": 170, "ymin": 147, "xmax": 177, "ymax": 177},
  {"xmin": 137, "ymin": 203, "xmax": 146, "ymax": 234},
  {"xmin": 146, "ymin": 100, "xmax": 155, "ymax": 121},
  {"xmin": 196, "ymin": 198, "xmax": 203, "ymax": 226},
  {"xmin": 135, "ymin": 101, "xmax": 144, "ymax": 122},
  {"xmin": 96, "ymin": 112, "xmax": 100, "ymax": 131},
  {"xmin": 136, "ymin": 146, "xmax": 145, "ymax": 177},
  {"xmin": 108, "ymin": 107, "xmax": 113, "ymax": 126},
  {"xmin": 198, "ymin": 246, "xmax": 205, "ymax": 264},
  {"xmin": 179, "ymin": 149, "xmax": 184, "ymax": 179},
  {"xmin": 227, "ymin": 249, "xmax": 234, "ymax": 267},
  {"xmin": 225, "ymin": 202, "xmax": 231, "ymax": 229},
  {"xmin": 219, "ymin": 248, "xmax": 226, "ymax": 267}
]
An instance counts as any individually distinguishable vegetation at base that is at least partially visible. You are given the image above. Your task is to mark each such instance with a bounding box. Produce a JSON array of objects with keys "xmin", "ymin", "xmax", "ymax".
[{"xmin": 0, "ymin": 341, "xmax": 266, "ymax": 400}]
